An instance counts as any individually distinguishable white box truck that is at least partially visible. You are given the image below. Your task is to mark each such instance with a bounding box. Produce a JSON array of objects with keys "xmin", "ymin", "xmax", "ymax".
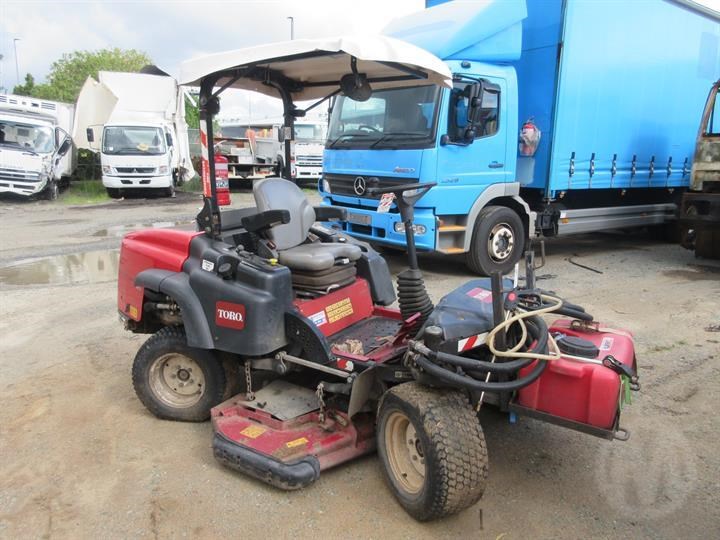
[
  {"xmin": 0, "ymin": 93, "xmax": 75, "ymax": 200},
  {"xmin": 74, "ymin": 71, "xmax": 194, "ymax": 198}
]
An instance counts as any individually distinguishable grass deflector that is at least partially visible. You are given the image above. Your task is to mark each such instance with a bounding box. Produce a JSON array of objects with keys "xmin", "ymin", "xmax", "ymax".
[{"xmin": 118, "ymin": 36, "xmax": 638, "ymax": 521}]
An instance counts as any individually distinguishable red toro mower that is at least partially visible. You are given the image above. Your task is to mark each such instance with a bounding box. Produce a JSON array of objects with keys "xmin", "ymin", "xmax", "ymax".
[{"xmin": 118, "ymin": 36, "xmax": 639, "ymax": 521}]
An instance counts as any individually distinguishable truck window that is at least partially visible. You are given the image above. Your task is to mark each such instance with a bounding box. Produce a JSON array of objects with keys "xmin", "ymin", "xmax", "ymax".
[
  {"xmin": 102, "ymin": 126, "xmax": 166, "ymax": 155},
  {"xmin": 448, "ymin": 82, "xmax": 500, "ymax": 142},
  {"xmin": 327, "ymin": 85, "xmax": 440, "ymax": 149},
  {"xmin": 706, "ymin": 91, "xmax": 719, "ymax": 136},
  {"xmin": 0, "ymin": 120, "xmax": 54, "ymax": 154}
]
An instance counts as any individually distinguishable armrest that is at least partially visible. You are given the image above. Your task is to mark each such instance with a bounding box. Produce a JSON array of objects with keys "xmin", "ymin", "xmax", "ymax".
[
  {"xmin": 241, "ymin": 209, "xmax": 291, "ymax": 234},
  {"xmin": 313, "ymin": 206, "xmax": 347, "ymax": 221}
]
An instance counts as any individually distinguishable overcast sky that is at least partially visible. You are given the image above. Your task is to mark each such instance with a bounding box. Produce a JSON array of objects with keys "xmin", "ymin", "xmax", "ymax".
[
  {"xmin": 1, "ymin": 0, "xmax": 718, "ymax": 120},
  {"xmin": 0, "ymin": 0, "xmax": 424, "ymax": 120}
]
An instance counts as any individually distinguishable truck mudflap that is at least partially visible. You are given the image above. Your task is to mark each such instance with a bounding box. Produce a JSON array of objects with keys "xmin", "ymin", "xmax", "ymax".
[{"xmin": 212, "ymin": 433, "xmax": 321, "ymax": 490}]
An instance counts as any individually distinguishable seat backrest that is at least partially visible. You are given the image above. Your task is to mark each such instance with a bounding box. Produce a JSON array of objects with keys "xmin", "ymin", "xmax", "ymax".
[{"xmin": 253, "ymin": 177, "xmax": 316, "ymax": 250}]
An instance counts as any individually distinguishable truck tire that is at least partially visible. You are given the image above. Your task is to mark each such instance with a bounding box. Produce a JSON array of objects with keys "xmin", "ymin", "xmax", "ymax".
[
  {"xmin": 132, "ymin": 326, "xmax": 226, "ymax": 422},
  {"xmin": 466, "ymin": 205, "xmax": 525, "ymax": 276},
  {"xmin": 44, "ymin": 180, "xmax": 59, "ymax": 201},
  {"xmin": 106, "ymin": 188, "xmax": 122, "ymax": 199},
  {"xmin": 377, "ymin": 382, "xmax": 488, "ymax": 521}
]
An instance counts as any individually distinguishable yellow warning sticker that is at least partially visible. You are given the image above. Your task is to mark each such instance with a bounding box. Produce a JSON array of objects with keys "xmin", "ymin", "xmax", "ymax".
[
  {"xmin": 240, "ymin": 425, "xmax": 266, "ymax": 439},
  {"xmin": 286, "ymin": 437, "xmax": 309, "ymax": 448},
  {"xmin": 128, "ymin": 305, "xmax": 139, "ymax": 319},
  {"xmin": 325, "ymin": 298, "xmax": 354, "ymax": 324}
]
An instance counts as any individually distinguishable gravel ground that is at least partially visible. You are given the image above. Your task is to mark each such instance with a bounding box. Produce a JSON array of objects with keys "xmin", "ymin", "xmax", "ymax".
[{"xmin": 0, "ymin": 189, "xmax": 718, "ymax": 539}]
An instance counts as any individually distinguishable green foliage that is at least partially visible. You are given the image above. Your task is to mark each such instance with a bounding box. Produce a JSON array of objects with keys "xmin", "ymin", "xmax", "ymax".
[
  {"xmin": 12, "ymin": 73, "xmax": 37, "ymax": 96},
  {"xmin": 185, "ymin": 96, "xmax": 199, "ymax": 129},
  {"xmin": 60, "ymin": 180, "xmax": 110, "ymax": 205},
  {"xmin": 13, "ymin": 48, "xmax": 152, "ymax": 103}
]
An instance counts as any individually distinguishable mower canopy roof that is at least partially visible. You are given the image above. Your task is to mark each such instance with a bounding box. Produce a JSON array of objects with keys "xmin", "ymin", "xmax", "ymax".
[{"xmin": 179, "ymin": 35, "xmax": 452, "ymax": 101}]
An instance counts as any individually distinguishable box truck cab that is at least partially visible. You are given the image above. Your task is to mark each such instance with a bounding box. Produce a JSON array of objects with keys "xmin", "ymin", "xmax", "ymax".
[
  {"xmin": 98, "ymin": 121, "xmax": 177, "ymax": 197},
  {"xmin": 0, "ymin": 94, "xmax": 75, "ymax": 200},
  {"xmin": 319, "ymin": 0, "xmax": 720, "ymax": 274}
]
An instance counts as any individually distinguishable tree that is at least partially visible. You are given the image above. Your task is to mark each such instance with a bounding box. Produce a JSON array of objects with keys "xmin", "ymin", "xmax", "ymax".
[
  {"xmin": 185, "ymin": 95, "xmax": 200, "ymax": 129},
  {"xmin": 12, "ymin": 73, "xmax": 36, "ymax": 96},
  {"xmin": 15, "ymin": 48, "xmax": 152, "ymax": 102}
]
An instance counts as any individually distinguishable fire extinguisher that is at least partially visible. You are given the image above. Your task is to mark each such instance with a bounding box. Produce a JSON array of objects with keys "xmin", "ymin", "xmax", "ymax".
[
  {"xmin": 215, "ymin": 153, "xmax": 231, "ymax": 206},
  {"xmin": 519, "ymin": 118, "xmax": 541, "ymax": 157}
]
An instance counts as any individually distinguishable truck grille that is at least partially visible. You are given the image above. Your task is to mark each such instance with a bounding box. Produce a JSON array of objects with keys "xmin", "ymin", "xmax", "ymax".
[
  {"xmin": 296, "ymin": 155, "xmax": 322, "ymax": 166},
  {"xmin": 115, "ymin": 167, "xmax": 156, "ymax": 174},
  {"xmin": 0, "ymin": 167, "xmax": 41, "ymax": 182},
  {"xmin": 324, "ymin": 173, "xmax": 418, "ymax": 199}
]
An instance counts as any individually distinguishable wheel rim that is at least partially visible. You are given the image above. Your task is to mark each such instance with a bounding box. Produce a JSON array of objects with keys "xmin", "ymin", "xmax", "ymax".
[
  {"xmin": 148, "ymin": 353, "xmax": 206, "ymax": 408},
  {"xmin": 384, "ymin": 411, "xmax": 425, "ymax": 495},
  {"xmin": 487, "ymin": 222, "xmax": 515, "ymax": 262}
]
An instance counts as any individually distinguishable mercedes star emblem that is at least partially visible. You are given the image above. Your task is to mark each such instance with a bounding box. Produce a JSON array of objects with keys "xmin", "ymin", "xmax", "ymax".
[{"xmin": 353, "ymin": 176, "xmax": 366, "ymax": 196}]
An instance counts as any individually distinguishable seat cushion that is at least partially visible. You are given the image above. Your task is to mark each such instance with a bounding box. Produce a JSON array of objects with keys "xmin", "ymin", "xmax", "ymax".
[{"xmin": 278, "ymin": 242, "xmax": 362, "ymax": 272}]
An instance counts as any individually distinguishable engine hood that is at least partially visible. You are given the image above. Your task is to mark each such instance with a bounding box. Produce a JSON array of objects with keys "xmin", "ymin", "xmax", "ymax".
[
  {"xmin": 323, "ymin": 148, "xmax": 423, "ymax": 178},
  {"xmin": 0, "ymin": 148, "xmax": 49, "ymax": 174}
]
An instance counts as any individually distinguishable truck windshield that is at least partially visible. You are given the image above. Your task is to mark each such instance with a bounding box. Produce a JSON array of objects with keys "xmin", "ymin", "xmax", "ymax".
[
  {"xmin": 0, "ymin": 120, "xmax": 54, "ymax": 154},
  {"xmin": 102, "ymin": 126, "xmax": 166, "ymax": 155},
  {"xmin": 294, "ymin": 123, "xmax": 327, "ymax": 143},
  {"xmin": 327, "ymin": 85, "xmax": 439, "ymax": 149}
]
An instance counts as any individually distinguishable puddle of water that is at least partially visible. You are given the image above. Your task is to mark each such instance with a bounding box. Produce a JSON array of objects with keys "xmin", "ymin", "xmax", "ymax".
[
  {"xmin": 0, "ymin": 250, "xmax": 120, "ymax": 286},
  {"xmin": 91, "ymin": 221, "xmax": 192, "ymax": 237}
]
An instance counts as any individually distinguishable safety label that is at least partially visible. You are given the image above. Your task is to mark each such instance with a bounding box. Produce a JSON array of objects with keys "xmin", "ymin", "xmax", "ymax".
[
  {"xmin": 286, "ymin": 437, "xmax": 309, "ymax": 448},
  {"xmin": 240, "ymin": 425, "xmax": 266, "ymax": 439},
  {"xmin": 201, "ymin": 259, "xmax": 215, "ymax": 272},
  {"xmin": 600, "ymin": 337, "xmax": 614, "ymax": 351},
  {"xmin": 377, "ymin": 192, "xmax": 395, "ymax": 213},
  {"xmin": 309, "ymin": 310, "xmax": 328, "ymax": 327},
  {"xmin": 325, "ymin": 298, "xmax": 354, "ymax": 323},
  {"xmin": 467, "ymin": 287, "xmax": 493, "ymax": 303}
]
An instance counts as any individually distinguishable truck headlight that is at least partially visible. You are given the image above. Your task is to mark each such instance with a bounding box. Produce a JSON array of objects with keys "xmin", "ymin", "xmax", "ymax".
[
  {"xmin": 394, "ymin": 223, "xmax": 427, "ymax": 235},
  {"xmin": 322, "ymin": 177, "xmax": 331, "ymax": 193},
  {"xmin": 102, "ymin": 165, "xmax": 114, "ymax": 175},
  {"xmin": 158, "ymin": 165, "xmax": 169, "ymax": 175}
]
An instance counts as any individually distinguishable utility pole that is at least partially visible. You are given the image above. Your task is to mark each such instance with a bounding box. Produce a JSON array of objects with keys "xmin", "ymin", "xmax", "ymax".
[
  {"xmin": 287, "ymin": 16, "xmax": 294, "ymax": 40},
  {"xmin": 13, "ymin": 38, "xmax": 21, "ymax": 86}
]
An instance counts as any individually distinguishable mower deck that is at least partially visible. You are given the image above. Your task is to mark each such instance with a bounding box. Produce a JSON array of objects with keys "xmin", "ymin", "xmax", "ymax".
[{"xmin": 212, "ymin": 380, "xmax": 375, "ymax": 490}]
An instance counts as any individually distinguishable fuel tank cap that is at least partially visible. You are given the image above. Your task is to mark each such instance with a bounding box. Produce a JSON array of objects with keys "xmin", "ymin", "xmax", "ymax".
[{"xmin": 556, "ymin": 335, "xmax": 599, "ymax": 359}]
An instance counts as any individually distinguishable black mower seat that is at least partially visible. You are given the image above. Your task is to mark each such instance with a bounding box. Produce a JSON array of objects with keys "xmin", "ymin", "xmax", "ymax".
[
  {"xmin": 278, "ymin": 241, "xmax": 361, "ymax": 272},
  {"xmin": 253, "ymin": 177, "xmax": 363, "ymax": 274}
]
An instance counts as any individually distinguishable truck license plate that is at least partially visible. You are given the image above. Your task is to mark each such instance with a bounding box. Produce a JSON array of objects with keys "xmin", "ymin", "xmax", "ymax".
[{"xmin": 347, "ymin": 211, "xmax": 371, "ymax": 226}]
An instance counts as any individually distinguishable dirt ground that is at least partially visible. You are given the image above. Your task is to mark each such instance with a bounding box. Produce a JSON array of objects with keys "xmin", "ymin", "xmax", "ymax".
[{"xmin": 0, "ymin": 189, "xmax": 718, "ymax": 539}]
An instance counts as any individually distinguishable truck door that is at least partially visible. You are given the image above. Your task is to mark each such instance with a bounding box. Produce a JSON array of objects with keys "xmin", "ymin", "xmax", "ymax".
[{"xmin": 436, "ymin": 78, "xmax": 508, "ymax": 212}]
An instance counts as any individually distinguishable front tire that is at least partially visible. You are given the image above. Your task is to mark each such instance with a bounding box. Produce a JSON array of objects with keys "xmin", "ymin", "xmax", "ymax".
[
  {"xmin": 44, "ymin": 180, "xmax": 59, "ymax": 201},
  {"xmin": 466, "ymin": 205, "xmax": 525, "ymax": 276},
  {"xmin": 377, "ymin": 382, "xmax": 488, "ymax": 521},
  {"xmin": 106, "ymin": 188, "xmax": 122, "ymax": 199},
  {"xmin": 132, "ymin": 327, "xmax": 226, "ymax": 421}
]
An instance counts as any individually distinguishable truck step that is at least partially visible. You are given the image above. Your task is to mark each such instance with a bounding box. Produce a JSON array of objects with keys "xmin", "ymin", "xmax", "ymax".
[
  {"xmin": 439, "ymin": 247, "xmax": 465, "ymax": 255},
  {"xmin": 438, "ymin": 225, "xmax": 466, "ymax": 233}
]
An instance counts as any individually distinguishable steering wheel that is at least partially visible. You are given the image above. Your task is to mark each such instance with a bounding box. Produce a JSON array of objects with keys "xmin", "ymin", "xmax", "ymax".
[{"xmin": 357, "ymin": 125, "xmax": 381, "ymax": 133}]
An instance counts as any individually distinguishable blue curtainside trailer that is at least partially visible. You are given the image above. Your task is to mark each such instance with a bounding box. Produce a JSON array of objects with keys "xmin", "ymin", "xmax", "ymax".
[{"xmin": 319, "ymin": 0, "xmax": 720, "ymax": 275}]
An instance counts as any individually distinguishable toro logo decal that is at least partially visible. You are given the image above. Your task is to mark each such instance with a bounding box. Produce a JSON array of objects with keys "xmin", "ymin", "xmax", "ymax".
[{"xmin": 215, "ymin": 301, "xmax": 246, "ymax": 330}]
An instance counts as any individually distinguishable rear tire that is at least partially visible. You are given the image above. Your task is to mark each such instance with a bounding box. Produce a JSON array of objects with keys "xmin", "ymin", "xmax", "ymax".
[
  {"xmin": 466, "ymin": 205, "xmax": 525, "ymax": 276},
  {"xmin": 106, "ymin": 188, "xmax": 122, "ymax": 199},
  {"xmin": 377, "ymin": 382, "xmax": 488, "ymax": 521},
  {"xmin": 132, "ymin": 327, "xmax": 226, "ymax": 421}
]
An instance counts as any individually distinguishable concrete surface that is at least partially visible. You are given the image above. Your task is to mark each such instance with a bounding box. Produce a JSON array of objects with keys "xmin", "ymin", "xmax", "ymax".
[{"xmin": 0, "ymin": 190, "xmax": 718, "ymax": 539}]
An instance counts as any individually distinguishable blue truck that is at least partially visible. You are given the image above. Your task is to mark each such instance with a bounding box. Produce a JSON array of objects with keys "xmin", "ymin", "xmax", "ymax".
[{"xmin": 319, "ymin": 0, "xmax": 720, "ymax": 275}]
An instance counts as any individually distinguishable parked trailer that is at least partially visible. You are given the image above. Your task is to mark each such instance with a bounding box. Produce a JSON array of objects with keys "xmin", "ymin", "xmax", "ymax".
[
  {"xmin": 0, "ymin": 93, "xmax": 75, "ymax": 200},
  {"xmin": 319, "ymin": 0, "xmax": 720, "ymax": 274}
]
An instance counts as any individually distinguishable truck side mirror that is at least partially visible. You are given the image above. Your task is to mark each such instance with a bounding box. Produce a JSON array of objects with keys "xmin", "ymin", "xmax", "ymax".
[
  {"xmin": 165, "ymin": 132, "xmax": 173, "ymax": 147},
  {"xmin": 467, "ymin": 83, "xmax": 484, "ymax": 125},
  {"xmin": 86, "ymin": 128, "xmax": 94, "ymax": 143}
]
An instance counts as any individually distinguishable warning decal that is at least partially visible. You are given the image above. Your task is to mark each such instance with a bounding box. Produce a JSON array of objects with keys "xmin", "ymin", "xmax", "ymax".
[
  {"xmin": 467, "ymin": 287, "xmax": 493, "ymax": 303},
  {"xmin": 325, "ymin": 298, "xmax": 354, "ymax": 323},
  {"xmin": 600, "ymin": 337, "xmax": 614, "ymax": 351},
  {"xmin": 240, "ymin": 425, "xmax": 266, "ymax": 439},
  {"xmin": 309, "ymin": 310, "xmax": 328, "ymax": 327},
  {"xmin": 286, "ymin": 437, "xmax": 309, "ymax": 448}
]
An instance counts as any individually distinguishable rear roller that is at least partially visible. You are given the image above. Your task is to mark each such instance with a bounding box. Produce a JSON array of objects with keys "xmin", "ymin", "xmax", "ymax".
[{"xmin": 377, "ymin": 382, "xmax": 488, "ymax": 521}]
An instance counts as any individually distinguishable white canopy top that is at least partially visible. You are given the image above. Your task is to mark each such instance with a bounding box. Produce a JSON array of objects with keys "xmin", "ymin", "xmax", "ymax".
[{"xmin": 179, "ymin": 35, "xmax": 451, "ymax": 101}]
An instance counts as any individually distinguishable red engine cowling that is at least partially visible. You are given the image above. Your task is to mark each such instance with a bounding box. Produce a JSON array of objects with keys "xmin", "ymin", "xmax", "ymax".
[
  {"xmin": 516, "ymin": 319, "xmax": 636, "ymax": 430},
  {"xmin": 117, "ymin": 229, "xmax": 200, "ymax": 321}
]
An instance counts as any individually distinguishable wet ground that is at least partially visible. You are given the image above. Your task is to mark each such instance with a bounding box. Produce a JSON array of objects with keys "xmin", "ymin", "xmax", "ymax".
[{"xmin": 0, "ymin": 189, "xmax": 719, "ymax": 539}]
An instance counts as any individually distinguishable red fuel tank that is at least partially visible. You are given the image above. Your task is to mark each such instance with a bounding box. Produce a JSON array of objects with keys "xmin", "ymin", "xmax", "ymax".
[{"xmin": 516, "ymin": 319, "xmax": 636, "ymax": 430}]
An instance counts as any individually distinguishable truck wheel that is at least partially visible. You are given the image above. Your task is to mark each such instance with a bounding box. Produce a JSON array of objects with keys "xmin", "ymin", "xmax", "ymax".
[
  {"xmin": 377, "ymin": 382, "xmax": 488, "ymax": 521},
  {"xmin": 106, "ymin": 188, "xmax": 122, "ymax": 199},
  {"xmin": 44, "ymin": 181, "xmax": 59, "ymax": 201},
  {"xmin": 164, "ymin": 184, "xmax": 176, "ymax": 198},
  {"xmin": 132, "ymin": 327, "xmax": 226, "ymax": 422},
  {"xmin": 466, "ymin": 206, "xmax": 524, "ymax": 275}
]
